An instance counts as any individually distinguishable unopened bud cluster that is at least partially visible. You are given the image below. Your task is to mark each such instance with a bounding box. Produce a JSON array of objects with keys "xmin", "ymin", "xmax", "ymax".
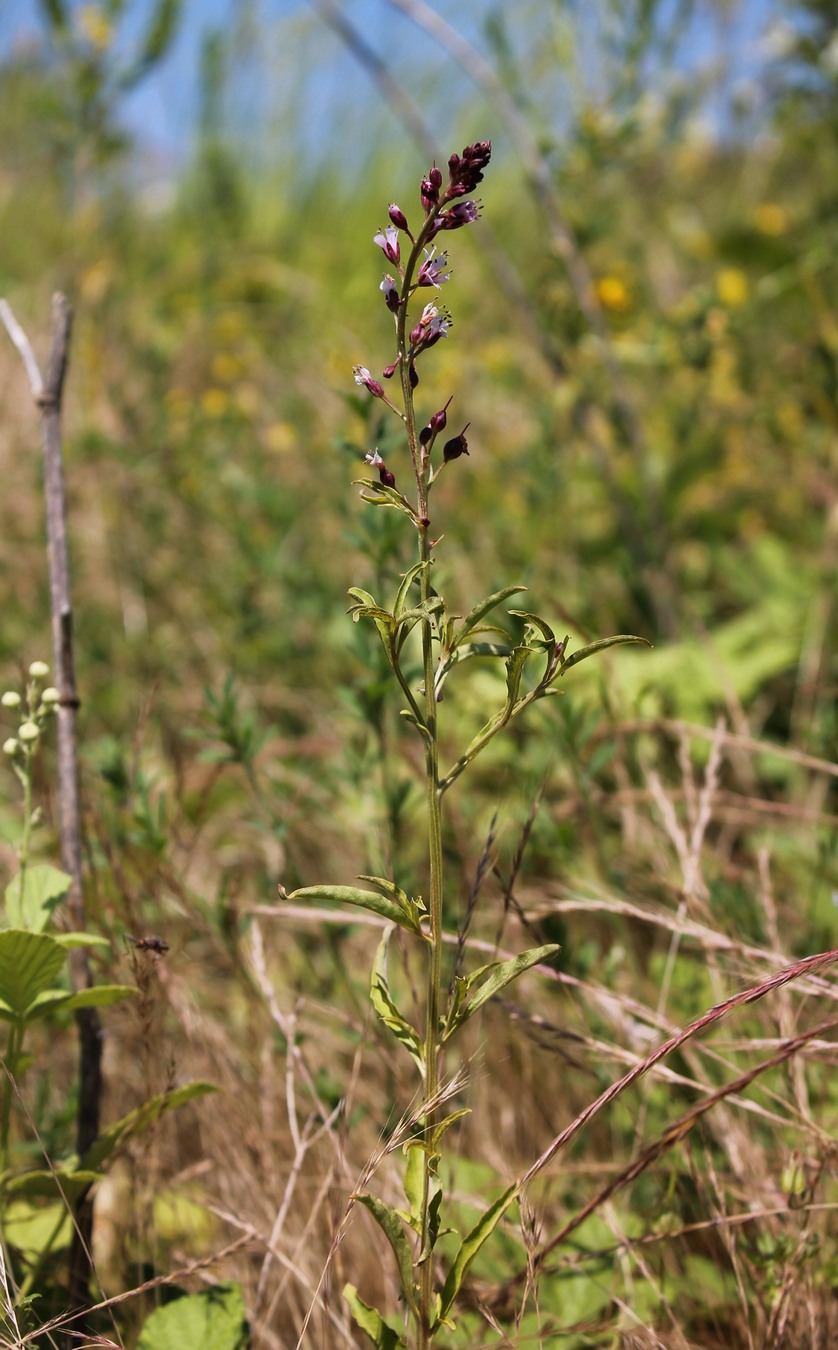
[
  {"xmin": 356, "ymin": 141, "xmax": 491, "ymax": 494},
  {"xmin": 2, "ymin": 661, "xmax": 59, "ymax": 762}
]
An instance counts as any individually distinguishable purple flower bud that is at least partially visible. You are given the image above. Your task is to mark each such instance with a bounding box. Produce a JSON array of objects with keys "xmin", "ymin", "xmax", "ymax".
[
  {"xmin": 408, "ymin": 361, "xmax": 419, "ymax": 389},
  {"xmin": 388, "ymin": 202, "xmax": 409, "ymax": 231},
  {"xmin": 380, "ymin": 274, "xmax": 400, "ymax": 312},
  {"xmin": 443, "ymin": 423, "xmax": 470, "ymax": 462},
  {"xmin": 382, "ymin": 361, "xmax": 399, "ymax": 379},
  {"xmin": 416, "ymin": 248, "xmax": 451, "ymax": 289},
  {"xmin": 430, "ymin": 396, "xmax": 453, "ymax": 434},
  {"xmin": 420, "ymin": 177, "xmax": 439, "ymax": 212},
  {"xmin": 353, "ymin": 365, "xmax": 385, "ymax": 398},
  {"xmin": 373, "ymin": 225, "xmax": 401, "ymax": 266},
  {"xmin": 429, "ymin": 165, "xmax": 443, "ymax": 191},
  {"xmin": 446, "ymin": 141, "xmax": 491, "ymax": 197},
  {"xmin": 419, "ymin": 423, "xmax": 433, "ymax": 447}
]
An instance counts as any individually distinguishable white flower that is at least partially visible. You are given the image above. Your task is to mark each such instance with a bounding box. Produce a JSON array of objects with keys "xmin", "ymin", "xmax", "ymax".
[
  {"xmin": 1, "ymin": 691, "xmax": 21, "ymax": 709},
  {"xmin": 28, "ymin": 661, "xmax": 49, "ymax": 679},
  {"xmin": 18, "ymin": 721, "xmax": 40, "ymax": 743}
]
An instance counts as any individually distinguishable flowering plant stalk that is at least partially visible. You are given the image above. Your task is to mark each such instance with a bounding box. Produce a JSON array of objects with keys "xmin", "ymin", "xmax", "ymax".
[{"xmin": 280, "ymin": 141, "xmax": 646, "ymax": 1348}]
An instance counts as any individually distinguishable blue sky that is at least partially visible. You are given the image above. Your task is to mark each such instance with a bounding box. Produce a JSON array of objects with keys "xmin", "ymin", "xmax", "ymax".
[{"xmin": 1, "ymin": 0, "xmax": 787, "ymax": 169}]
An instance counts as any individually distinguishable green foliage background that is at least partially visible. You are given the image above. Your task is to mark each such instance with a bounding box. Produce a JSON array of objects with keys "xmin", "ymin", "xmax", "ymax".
[{"xmin": 0, "ymin": 1, "xmax": 836, "ymax": 1346}]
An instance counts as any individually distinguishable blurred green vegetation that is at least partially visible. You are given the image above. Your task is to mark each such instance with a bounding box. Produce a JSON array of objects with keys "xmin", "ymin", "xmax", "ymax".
[{"xmin": 0, "ymin": 1, "xmax": 836, "ymax": 1346}]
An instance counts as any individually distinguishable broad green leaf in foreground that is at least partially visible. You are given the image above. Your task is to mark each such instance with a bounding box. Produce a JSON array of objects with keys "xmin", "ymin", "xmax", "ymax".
[
  {"xmin": 0, "ymin": 931, "xmax": 66, "ymax": 1017},
  {"xmin": 5, "ymin": 865, "xmax": 72, "ymax": 933},
  {"xmin": 136, "ymin": 1281, "xmax": 249, "ymax": 1350}
]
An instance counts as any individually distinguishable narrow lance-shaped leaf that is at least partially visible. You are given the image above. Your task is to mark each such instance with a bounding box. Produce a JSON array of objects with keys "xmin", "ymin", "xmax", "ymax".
[
  {"xmin": 451, "ymin": 585, "xmax": 526, "ymax": 648},
  {"xmin": 508, "ymin": 609, "xmax": 556, "ymax": 646},
  {"xmin": 505, "ymin": 645, "xmax": 533, "ymax": 706},
  {"xmin": 443, "ymin": 944, "xmax": 561, "ymax": 1041},
  {"xmin": 355, "ymin": 1193, "xmax": 418, "ymax": 1314},
  {"xmin": 281, "ymin": 884, "xmax": 424, "ymax": 937},
  {"xmin": 393, "ymin": 561, "xmax": 427, "ymax": 619},
  {"xmin": 436, "ymin": 1183, "xmax": 520, "ymax": 1324},
  {"xmin": 558, "ymin": 634, "xmax": 652, "ymax": 676}
]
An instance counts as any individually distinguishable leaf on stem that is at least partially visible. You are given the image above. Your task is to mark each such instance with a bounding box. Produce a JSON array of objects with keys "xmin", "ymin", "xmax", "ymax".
[
  {"xmin": 81, "ymin": 1082, "xmax": 218, "ymax": 1171},
  {"xmin": 343, "ymin": 1285, "xmax": 408, "ymax": 1350},
  {"xmin": 558, "ymin": 634, "xmax": 652, "ymax": 675},
  {"xmin": 370, "ymin": 927, "xmax": 425, "ymax": 1071},
  {"xmin": 508, "ymin": 609, "xmax": 556, "ymax": 647},
  {"xmin": 505, "ymin": 644, "xmax": 535, "ymax": 705},
  {"xmin": 436, "ymin": 1182, "xmax": 520, "ymax": 1324},
  {"xmin": 451, "ymin": 585, "xmax": 526, "ymax": 649},
  {"xmin": 443, "ymin": 945, "xmax": 561, "ymax": 1041},
  {"xmin": 353, "ymin": 479, "xmax": 419, "ymax": 521},
  {"xmin": 283, "ymin": 883, "xmax": 426, "ymax": 938},
  {"xmin": 355, "ymin": 1193, "xmax": 418, "ymax": 1314},
  {"xmin": 5, "ymin": 865, "xmax": 73, "ymax": 933},
  {"xmin": 393, "ymin": 561, "xmax": 428, "ymax": 619},
  {"xmin": 0, "ymin": 930, "xmax": 66, "ymax": 1018}
]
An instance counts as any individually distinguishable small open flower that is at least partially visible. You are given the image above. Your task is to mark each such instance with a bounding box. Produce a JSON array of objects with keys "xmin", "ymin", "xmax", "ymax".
[
  {"xmin": 416, "ymin": 249, "xmax": 451, "ymax": 289},
  {"xmin": 353, "ymin": 366, "xmax": 385, "ymax": 399},
  {"xmin": 438, "ymin": 200, "xmax": 481, "ymax": 232},
  {"xmin": 373, "ymin": 225, "xmax": 401, "ymax": 266},
  {"xmin": 365, "ymin": 450, "xmax": 396, "ymax": 489},
  {"xmin": 410, "ymin": 303, "xmax": 452, "ymax": 353}
]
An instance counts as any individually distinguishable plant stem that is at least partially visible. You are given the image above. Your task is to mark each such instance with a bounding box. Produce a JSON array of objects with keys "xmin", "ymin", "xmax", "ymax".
[{"xmin": 396, "ymin": 216, "xmax": 446, "ymax": 1347}]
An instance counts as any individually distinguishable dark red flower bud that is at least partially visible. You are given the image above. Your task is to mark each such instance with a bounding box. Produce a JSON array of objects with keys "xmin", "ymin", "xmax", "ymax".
[
  {"xmin": 380, "ymin": 466, "xmax": 397, "ymax": 488},
  {"xmin": 388, "ymin": 202, "xmax": 409, "ymax": 231},
  {"xmin": 419, "ymin": 423, "xmax": 433, "ymax": 447},
  {"xmin": 446, "ymin": 141, "xmax": 492, "ymax": 198},
  {"xmin": 430, "ymin": 396, "xmax": 453, "ymax": 435},
  {"xmin": 429, "ymin": 165, "xmax": 443, "ymax": 191},
  {"xmin": 420, "ymin": 177, "xmax": 438, "ymax": 212},
  {"xmin": 409, "ymin": 361, "xmax": 419, "ymax": 389},
  {"xmin": 382, "ymin": 361, "xmax": 398, "ymax": 379},
  {"xmin": 443, "ymin": 423, "xmax": 470, "ymax": 462}
]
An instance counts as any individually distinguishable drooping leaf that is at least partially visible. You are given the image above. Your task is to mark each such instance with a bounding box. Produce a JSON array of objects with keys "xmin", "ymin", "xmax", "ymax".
[
  {"xmin": 559, "ymin": 634, "xmax": 652, "ymax": 675},
  {"xmin": 443, "ymin": 945, "xmax": 560, "ymax": 1040},
  {"xmin": 343, "ymin": 1285, "xmax": 408, "ymax": 1350},
  {"xmin": 356, "ymin": 1194, "xmax": 418, "ymax": 1313},
  {"xmin": 357, "ymin": 876, "xmax": 426, "ymax": 931},
  {"xmin": 136, "ymin": 1281, "xmax": 249, "ymax": 1350},
  {"xmin": 5, "ymin": 865, "xmax": 73, "ymax": 933},
  {"xmin": 0, "ymin": 931, "xmax": 66, "ymax": 1016},
  {"xmin": 82, "ymin": 1083, "xmax": 218, "ymax": 1172},
  {"xmin": 354, "ymin": 480, "xmax": 418, "ymax": 521},
  {"xmin": 508, "ymin": 609, "xmax": 556, "ymax": 646},
  {"xmin": 505, "ymin": 645, "xmax": 534, "ymax": 706},
  {"xmin": 283, "ymin": 884, "xmax": 424, "ymax": 936},
  {"xmin": 437, "ymin": 1183, "xmax": 520, "ymax": 1322},
  {"xmin": 370, "ymin": 929, "xmax": 424, "ymax": 1071}
]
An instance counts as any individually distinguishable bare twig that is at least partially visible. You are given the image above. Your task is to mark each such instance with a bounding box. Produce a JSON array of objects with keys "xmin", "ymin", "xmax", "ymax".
[{"xmin": 1, "ymin": 294, "xmax": 103, "ymax": 1318}]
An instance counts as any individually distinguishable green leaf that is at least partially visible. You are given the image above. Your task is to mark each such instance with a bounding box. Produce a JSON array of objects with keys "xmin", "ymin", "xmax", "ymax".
[
  {"xmin": 136, "ymin": 1281, "xmax": 249, "ymax": 1350},
  {"xmin": 3, "ymin": 1169, "xmax": 101, "ymax": 1203},
  {"xmin": 0, "ymin": 931, "xmax": 66, "ymax": 1016},
  {"xmin": 393, "ymin": 562, "xmax": 427, "ymax": 619},
  {"xmin": 354, "ymin": 480, "xmax": 418, "ymax": 520},
  {"xmin": 505, "ymin": 645, "xmax": 533, "ymax": 705},
  {"xmin": 402, "ymin": 1142, "xmax": 425, "ymax": 1232},
  {"xmin": 508, "ymin": 609, "xmax": 556, "ymax": 646},
  {"xmin": 343, "ymin": 1285, "xmax": 408, "ymax": 1350},
  {"xmin": 283, "ymin": 884, "xmax": 424, "ymax": 936},
  {"xmin": 50, "ymin": 932, "xmax": 111, "ymax": 950},
  {"xmin": 357, "ymin": 876, "xmax": 426, "ymax": 931},
  {"xmin": 437, "ymin": 1183, "xmax": 520, "ymax": 1322},
  {"xmin": 82, "ymin": 1083, "xmax": 218, "ymax": 1172},
  {"xmin": 559, "ymin": 634, "xmax": 652, "ymax": 675},
  {"xmin": 418, "ymin": 1162, "xmax": 443, "ymax": 1264},
  {"xmin": 25, "ymin": 984, "xmax": 136, "ymax": 1020},
  {"xmin": 356, "ymin": 1194, "xmax": 417, "ymax": 1313},
  {"xmin": 5, "ymin": 865, "xmax": 73, "ymax": 932},
  {"xmin": 443, "ymin": 945, "xmax": 560, "ymax": 1041},
  {"xmin": 452, "ymin": 586, "xmax": 526, "ymax": 648},
  {"xmin": 370, "ymin": 929, "xmax": 424, "ymax": 1071}
]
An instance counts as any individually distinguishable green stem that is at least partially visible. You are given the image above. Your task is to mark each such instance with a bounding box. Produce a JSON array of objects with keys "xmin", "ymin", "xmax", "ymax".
[
  {"xmin": 395, "ymin": 209, "xmax": 446, "ymax": 1348},
  {"xmin": 0, "ymin": 1019, "xmax": 24, "ymax": 1190}
]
